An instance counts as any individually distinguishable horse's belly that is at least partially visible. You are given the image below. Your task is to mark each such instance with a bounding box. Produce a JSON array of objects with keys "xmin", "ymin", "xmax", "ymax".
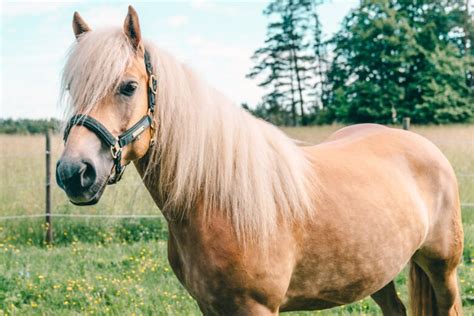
[
  {"xmin": 281, "ymin": 258, "xmax": 404, "ymax": 311},
  {"xmin": 280, "ymin": 297, "xmax": 341, "ymax": 312},
  {"xmin": 282, "ymin": 270, "xmax": 392, "ymax": 311},
  {"xmin": 282, "ymin": 266, "xmax": 393, "ymax": 311}
]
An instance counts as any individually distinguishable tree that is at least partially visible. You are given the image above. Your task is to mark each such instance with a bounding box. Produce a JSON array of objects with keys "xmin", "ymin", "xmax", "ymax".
[
  {"xmin": 247, "ymin": 0, "xmax": 325, "ymax": 126},
  {"xmin": 0, "ymin": 118, "xmax": 61, "ymax": 134},
  {"xmin": 325, "ymin": 0, "xmax": 473, "ymax": 124},
  {"xmin": 310, "ymin": 5, "xmax": 330, "ymax": 112},
  {"xmin": 397, "ymin": 0, "xmax": 473, "ymax": 122}
]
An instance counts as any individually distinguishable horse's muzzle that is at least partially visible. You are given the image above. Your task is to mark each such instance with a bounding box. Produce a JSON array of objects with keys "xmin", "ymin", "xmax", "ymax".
[{"xmin": 56, "ymin": 157, "xmax": 104, "ymax": 205}]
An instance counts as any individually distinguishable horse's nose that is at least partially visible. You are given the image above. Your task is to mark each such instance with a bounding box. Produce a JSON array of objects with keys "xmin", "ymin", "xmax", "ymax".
[{"xmin": 56, "ymin": 158, "xmax": 97, "ymax": 195}]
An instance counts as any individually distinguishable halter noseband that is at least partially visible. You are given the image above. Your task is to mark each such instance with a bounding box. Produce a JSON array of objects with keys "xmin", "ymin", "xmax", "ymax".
[{"xmin": 63, "ymin": 50, "xmax": 158, "ymax": 184}]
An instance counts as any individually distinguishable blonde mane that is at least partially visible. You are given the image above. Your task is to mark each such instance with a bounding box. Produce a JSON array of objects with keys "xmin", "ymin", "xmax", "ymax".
[{"xmin": 61, "ymin": 28, "xmax": 318, "ymax": 243}]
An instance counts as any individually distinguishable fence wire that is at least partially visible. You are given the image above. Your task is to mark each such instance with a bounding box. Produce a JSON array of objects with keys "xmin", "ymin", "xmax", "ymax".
[
  {"xmin": 0, "ymin": 213, "xmax": 164, "ymax": 221},
  {"xmin": 0, "ymin": 133, "xmax": 473, "ymax": 222}
]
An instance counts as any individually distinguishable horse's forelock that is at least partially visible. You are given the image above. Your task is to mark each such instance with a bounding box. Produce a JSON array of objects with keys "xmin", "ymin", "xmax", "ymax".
[{"xmin": 61, "ymin": 28, "xmax": 134, "ymax": 118}]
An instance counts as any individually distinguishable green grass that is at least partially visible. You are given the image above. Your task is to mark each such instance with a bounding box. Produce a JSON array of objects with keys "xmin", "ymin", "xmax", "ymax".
[
  {"xmin": 0, "ymin": 217, "xmax": 168, "ymax": 247},
  {"xmin": 0, "ymin": 239, "xmax": 471, "ymax": 315},
  {"xmin": 0, "ymin": 125, "xmax": 473, "ymax": 314},
  {"xmin": 0, "ymin": 241, "xmax": 198, "ymax": 315},
  {"xmin": 0, "ymin": 239, "xmax": 406, "ymax": 315}
]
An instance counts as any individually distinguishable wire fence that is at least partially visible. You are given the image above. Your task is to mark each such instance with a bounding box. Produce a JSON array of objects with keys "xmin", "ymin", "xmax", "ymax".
[
  {"xmin": 0, "ymin": 213, "xmax": 164, "ymax": 221},
  {"xmin": 0, "ymin": 126, "xmax": 473, "ymax": 243}
]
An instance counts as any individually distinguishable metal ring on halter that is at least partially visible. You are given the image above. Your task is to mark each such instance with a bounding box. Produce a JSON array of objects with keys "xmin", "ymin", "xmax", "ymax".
[
  {"xmin": 149, "ymin": 74, "xmax": 157, "ymax": 94},
  {"xmin": 110, "ymin": 144, "xmax": 121, "ymax": 159}
]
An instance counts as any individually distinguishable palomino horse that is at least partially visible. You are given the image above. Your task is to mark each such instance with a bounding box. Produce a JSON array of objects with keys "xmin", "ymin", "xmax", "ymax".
[{"xmin": 56, "ymin": 6, "xmax": 463, "ymax": 315}]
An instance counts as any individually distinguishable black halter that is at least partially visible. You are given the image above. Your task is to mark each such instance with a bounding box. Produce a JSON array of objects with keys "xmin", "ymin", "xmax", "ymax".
[{"xmin": 63, "ymin": 50, "xmax": 158, "ymax": 184}]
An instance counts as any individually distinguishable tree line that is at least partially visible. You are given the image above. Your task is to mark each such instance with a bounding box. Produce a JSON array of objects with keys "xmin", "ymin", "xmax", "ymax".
[
  {"xmin": 246, "ymin": 0, "xmax": 473, "ymax": 125},
  {"xmin": 0, "ymin": 118, "xmax": 61, "ymax": 134},
  {"xmin": 2, "ymin": 1, "xmax": 472, "ymax": 132}
]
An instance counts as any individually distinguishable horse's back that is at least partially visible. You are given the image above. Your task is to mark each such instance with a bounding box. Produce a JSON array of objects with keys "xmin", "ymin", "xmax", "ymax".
[
  {"xmin": 312, "ymin": 124, "xmax": 461, "ymax": 248},
  {"xmin": 316, "ymin": 124, "xmax": 458, "ymax": 193},
  {"xmin": 323, "ymin": 123, "xmax": 389, "ymax": 142}
]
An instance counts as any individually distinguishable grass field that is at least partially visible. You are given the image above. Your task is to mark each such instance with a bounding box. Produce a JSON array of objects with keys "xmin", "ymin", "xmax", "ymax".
[{"xmin": 1, "ymin": 124, "xmax": 473, "ymax": 315}]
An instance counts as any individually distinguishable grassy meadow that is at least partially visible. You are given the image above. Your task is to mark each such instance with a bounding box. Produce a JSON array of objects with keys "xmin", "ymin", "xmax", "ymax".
[{"xmin": 0, "ymin": 124, "xmax": 473, "ymax": 315}]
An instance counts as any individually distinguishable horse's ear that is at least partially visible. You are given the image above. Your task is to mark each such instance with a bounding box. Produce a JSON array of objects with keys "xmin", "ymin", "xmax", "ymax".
[
  {"xmin": 123, "ymin": 5, "xmax": 142, "ymax": 51},
  {"xmin": 72, "ymin": 12, "xmax": 91, "ymax": 40}
]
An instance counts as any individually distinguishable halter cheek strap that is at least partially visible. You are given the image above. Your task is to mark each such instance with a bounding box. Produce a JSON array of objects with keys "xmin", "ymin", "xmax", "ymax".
[{"xmin": 63, "ymin": 49, "xmax": 158, "ymax": 184}]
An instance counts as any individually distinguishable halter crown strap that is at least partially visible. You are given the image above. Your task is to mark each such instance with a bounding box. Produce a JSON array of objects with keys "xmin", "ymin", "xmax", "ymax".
[
  {"xmin": 145, "ymin": 50, "xmax": 157, "ymax": 114},
  {"xmin": 63, "ymin": 49, "xmax": 157, "ymax": 184}
]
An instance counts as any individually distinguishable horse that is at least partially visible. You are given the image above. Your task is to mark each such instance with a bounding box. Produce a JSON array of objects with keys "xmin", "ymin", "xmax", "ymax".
[{"xmin": 56, "ymin": 6, "xmax": 463, "ymax": 315}]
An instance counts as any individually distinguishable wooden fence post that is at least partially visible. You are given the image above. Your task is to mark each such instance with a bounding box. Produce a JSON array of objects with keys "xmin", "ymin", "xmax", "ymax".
[
  {"xmin": 402, "ymin": 117, "xmax": 411, "ymax": 130},
  {"xmin": 45, "ymin": 129, "xmax": 53, "ymax": 245}
]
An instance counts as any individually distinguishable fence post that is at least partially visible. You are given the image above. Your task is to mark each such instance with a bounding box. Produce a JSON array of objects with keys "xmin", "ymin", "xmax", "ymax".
[
  {"xmin": 45, "ymin": 129, "xmax": 53, "ymax": 245},
  {"xmin": 402, "ymin": 117, "xmax": 411, "ymax": 130}
]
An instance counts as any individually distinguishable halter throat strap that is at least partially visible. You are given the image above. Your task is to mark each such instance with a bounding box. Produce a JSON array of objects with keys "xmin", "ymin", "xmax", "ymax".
[{"xmin": 63, "ymin": 49, "xmax": 157, "ymax": 184}]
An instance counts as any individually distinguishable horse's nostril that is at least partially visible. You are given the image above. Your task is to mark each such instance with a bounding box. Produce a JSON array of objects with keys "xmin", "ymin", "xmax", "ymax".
[
  {"xmin": 56, "ymin": 158, "xmax": 97, "ymax": 195},
  {"xmin": 80, "ymin": 160, "xmax": 97, "ymax": 189},
  {"xmin": 56, "ymin": 160, "xmax": 66, "ymax": 190}
]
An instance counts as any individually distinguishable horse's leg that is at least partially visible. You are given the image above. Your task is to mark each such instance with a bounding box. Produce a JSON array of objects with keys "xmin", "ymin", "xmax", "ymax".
[
  {"xmin": 233, "ymin": 303, "xmax": 278, "ymax": 316},
  {"xmin": 420, "ymin": 258, "xmax": 463, "ymax": 316},
  {"xmin": 411, "ymin": 228, "xmax": 463, "ymax": 316},
  {"xmin": 430, "ymin": 268, "xmax": 463, "ymax": 316},
  {"xmin": 371, "ymin": 281, "xmax": 407, "ymax": 315},
  {"xmin": 198, "ymin": 300, "xmax": 278, "ymax": 316}
]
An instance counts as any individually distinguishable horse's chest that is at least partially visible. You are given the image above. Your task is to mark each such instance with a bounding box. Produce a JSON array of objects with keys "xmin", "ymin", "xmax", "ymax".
[
  {"xmin": 167, "ymin": 229, "xmax": 239, "ymax": 294},
  {"xmin": 166, "ymin": 222, "xmax": 294, "ymax": 313}
]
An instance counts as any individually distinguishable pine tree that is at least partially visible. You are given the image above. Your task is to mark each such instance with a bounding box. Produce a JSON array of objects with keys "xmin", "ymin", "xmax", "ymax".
[
  {"xmin": 325, "ymin": 0, "xmax": 416, "ymax": 123},
  {"xmin": 309, "ymin": 2, "xmax": 329, "ymax": 116},
  {"xmin": 397, "ymin": 0, "xmax": 473, "ymax": 122},
  {"xmin": 247, "ymin": 0, "xmax": 325, "ymax": 126},
  {"xmin": 325, "ymin": 0, "xmax": 473, "ymax": 124},
  {"xmin": 248, "ymin": 37, "xmax": 296, "ymax": 124}
]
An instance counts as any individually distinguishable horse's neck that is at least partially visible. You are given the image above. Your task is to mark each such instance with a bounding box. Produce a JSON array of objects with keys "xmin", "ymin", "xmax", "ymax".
[{"xmin": 133, "ymin": 156, "xmax": 167, "ymax": 214}]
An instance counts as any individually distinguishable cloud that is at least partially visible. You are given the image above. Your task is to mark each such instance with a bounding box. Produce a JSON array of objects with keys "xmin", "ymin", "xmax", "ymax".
[
  {"xmin": 1, "ymin": 60, "xmax": 63, "ymax": 118},
  {"xmin": 78, "ymin": 5, "xmax": 126, "ymax": 28},
  {"xmin": 1, "ymin": 1, "xmax": 268, "ymax": 118},
  {"xmin": 186, "ymin": 35, "xmax": 250, "ymax": 59},
  {"xmin": 167, "ymin": 15, "xmax": 188, "ymax": 28},
  {"xmin": 188, "ymin": 0, "xmax": 241, "ymax": 16},
  {"xmin": 189, "ymin": 0, "xmax": 214, "ymax": 10},
  {"xmin": 183, "ymin": 35, "xmax": 263, "ymax": 106},
  {"xmin": 1, "ymin": 2, "xmax": 73, "ymax": 17}
]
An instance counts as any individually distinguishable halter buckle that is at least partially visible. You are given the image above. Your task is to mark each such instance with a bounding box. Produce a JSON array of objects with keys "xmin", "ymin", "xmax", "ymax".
[
  {"xmin": 148, "ymin": 75, "xmax": 157, "ymax": 95},
  {"xmin": 147, "ymin": 109, "xmax": 155, "ymax": 126},
  {"xmin": 110, "ymin": 144, "xmax": 122, "ymax": 159},
  {"xmin": 147, "ymin": 111, "xmax": 156, "ymax": 147}
]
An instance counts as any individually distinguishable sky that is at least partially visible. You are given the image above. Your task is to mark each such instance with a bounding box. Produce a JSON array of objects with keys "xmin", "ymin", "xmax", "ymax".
[{"xmin": 0, "ymin": 0, "xmax": 358, "ymax": 119}]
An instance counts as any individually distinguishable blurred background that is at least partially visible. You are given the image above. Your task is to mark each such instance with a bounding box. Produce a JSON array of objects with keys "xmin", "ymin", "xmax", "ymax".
[{"xmin": 0, "ymin": 0, "xmax": 473, "ymax": 315}]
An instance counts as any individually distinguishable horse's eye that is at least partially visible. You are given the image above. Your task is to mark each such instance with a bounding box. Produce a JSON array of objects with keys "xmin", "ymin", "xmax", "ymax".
[{"xmin": 120, "ymin": 81, "xmax": 138, "ymax": 96}]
